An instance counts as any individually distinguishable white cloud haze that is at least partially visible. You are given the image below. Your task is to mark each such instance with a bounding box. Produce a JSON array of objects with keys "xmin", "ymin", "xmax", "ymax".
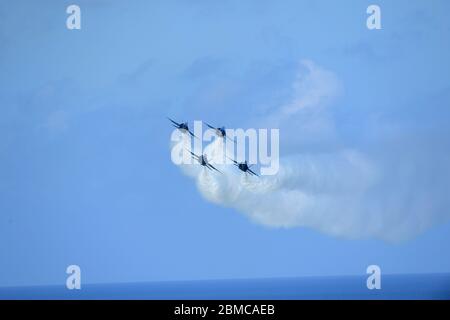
[{"xmin": 171, "ymin": 60, "xmax": 450, "ymax": 242}]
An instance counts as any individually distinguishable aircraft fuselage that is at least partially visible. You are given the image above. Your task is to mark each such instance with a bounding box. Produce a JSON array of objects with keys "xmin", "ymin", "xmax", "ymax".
[{"xmin": 238, "ymin": 163, "xmax": 249, "ymax": 172}]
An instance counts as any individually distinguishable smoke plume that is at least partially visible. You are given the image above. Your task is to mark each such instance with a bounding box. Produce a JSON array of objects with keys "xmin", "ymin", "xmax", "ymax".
[{"xmin": 170, "ymin": 60, "xmax": 450, "ymax": 242}]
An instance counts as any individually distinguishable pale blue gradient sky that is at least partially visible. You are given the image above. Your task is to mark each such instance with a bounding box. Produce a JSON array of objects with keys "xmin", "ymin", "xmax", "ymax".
[{"xmin": 1, "ymin": 0, "xmax": 450, "ymax": 286}]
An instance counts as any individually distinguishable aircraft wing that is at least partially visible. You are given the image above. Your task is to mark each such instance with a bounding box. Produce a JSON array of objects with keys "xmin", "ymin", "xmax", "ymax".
[
  {"xmin": 226, "ymin": 135, "xmax": 236, "ymax": 144},
  {"xmin": 204, "ymin": 122, "xmax": 216, "ymax": 130},
  {"xmin": 186, "ymin": 149, "xmax": 200, "ymax": 159},
  {"xmin": 167, "ymin": 117, "xmax": 181, "ymax": 127},
  {"xmin": 247, "ymin": 168, "xmax": 259, "ymax": 177},
  {"xmin": 207, "ymin": 163, "xmax": 222, "ymax": 173},
  {"xmin": 188, "ymin": 129, "xmax": 198, "ymax": 139},
  {"xmin": 227, "ymin": 157, "xmax": 239, "ymax": 165}
]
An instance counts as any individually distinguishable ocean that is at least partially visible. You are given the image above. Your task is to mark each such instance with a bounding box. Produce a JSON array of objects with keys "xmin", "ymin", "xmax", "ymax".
[{"xmin": 1, "ymin": 274, "xmax": 449, "ymax": 300}]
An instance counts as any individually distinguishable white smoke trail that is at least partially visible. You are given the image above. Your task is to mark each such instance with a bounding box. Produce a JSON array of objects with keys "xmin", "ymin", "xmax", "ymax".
[
  {"xmin": 172, "ymin": 134, "xmax": 380, "ymax": 238},
  {"xmin": 170, "ymin": 60, "xmax": 450, "ymax": 242}
]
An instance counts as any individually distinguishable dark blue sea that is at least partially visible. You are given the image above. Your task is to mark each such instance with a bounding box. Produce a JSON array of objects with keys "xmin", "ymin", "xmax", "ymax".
[{"xmin": 1, "ymin": 274, "xmax": 449, "ymax": 300}]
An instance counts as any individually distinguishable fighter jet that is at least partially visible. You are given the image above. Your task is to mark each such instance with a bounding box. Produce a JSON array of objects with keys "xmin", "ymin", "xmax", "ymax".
[
  {"xmin": 168, "ymin": 117, "xmax": 196, "ymax": 138},
  {"xmin": 228, "ymin": 158, "xmax": 259, "ymax": 177},
  {"xmin": 188, "ymin": 150, "xmax": 221, "ymax": 173},
  {"xmin": 204, "ymin": 122, "xmax": 235, "ymax": 143}
]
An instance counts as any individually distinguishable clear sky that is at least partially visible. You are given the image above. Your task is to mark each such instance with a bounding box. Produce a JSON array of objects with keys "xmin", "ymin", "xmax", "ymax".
[{"xmin": 1, "ymin": 0, "xmax": 450, "ymax": 286}]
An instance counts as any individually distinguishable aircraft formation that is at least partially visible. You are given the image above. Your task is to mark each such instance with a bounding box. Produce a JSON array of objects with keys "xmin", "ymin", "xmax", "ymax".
[{"xmin": 168, "ymin": 117, "xmax": 259, "ymax": 177}]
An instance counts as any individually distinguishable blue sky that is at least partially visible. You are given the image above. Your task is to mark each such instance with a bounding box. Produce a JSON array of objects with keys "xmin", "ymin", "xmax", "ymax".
[{"xmin": 1, "ymin": 0, "xmax": 450, "ymax": 286}]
